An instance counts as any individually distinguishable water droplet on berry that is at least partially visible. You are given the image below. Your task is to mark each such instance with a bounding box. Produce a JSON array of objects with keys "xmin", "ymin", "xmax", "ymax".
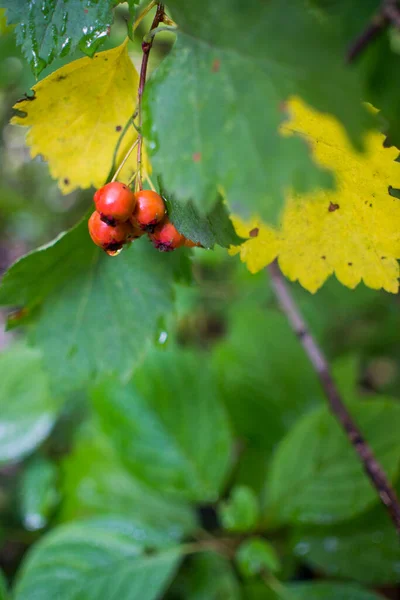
[{"xmin": 105, "ymin": 246, "xmax": 124, "ymax": 257}]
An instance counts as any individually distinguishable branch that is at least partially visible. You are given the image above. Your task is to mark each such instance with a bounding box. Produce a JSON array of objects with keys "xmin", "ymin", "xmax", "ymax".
[
  {"xmin": 136, "ymin": 2, "xmax": 165, "ymax": 190},
  {"xmin": 267, "ymin": 261, "xmax": 400, "ymax": 535},
  {"xmin": 347, "ymin": 0, "xmax": 400, "ymax": 63}
]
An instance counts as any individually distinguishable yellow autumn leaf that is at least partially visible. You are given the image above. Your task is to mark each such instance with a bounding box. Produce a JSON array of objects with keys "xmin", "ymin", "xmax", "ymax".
[
  {"xmin": 11, "ymin": 40, "xmax": 140, "ymax": 194},
  {"xmin": 231, "ymin": 98, "xmax": 400, "ymax": 294}
]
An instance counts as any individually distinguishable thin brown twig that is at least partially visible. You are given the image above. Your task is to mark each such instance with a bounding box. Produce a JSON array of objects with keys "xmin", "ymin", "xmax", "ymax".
[
  {"xmin": 347, "ymin": 0, "xmax": 400, "ymax": 63},
  {"xmin": 267, "ymin": 260, "xmax": 400, "ymax": 535},
  {"xmin": 136, "ymin": 2, "xmax": 165, "ymax": 190}
]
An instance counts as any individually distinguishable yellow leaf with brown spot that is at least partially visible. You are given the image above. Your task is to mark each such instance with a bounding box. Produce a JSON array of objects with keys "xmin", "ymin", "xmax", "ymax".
[
  {"xmin": 11, "ymin": 40, "xmax": 139, "ymax": 194},
  {"xmin": 231, "ymin": 98, "xmax": 400, "ymax": 294}
]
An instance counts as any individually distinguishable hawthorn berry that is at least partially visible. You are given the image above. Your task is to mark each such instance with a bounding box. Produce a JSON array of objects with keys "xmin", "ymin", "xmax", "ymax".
[
  {"xmin": 94, "ymin": 181, "xmax": 136, "ymax": 224},
  {"xmin": 88, "ymin": 211, "xmax": 132, "ymax": 252},
  {"xmin": 133, "ymin": 190, "xmax": 166, "ymax": 231},
  {"xmin": 150, "ymin": 219, "xmax": 185, "ymax": 252},
  {"xmin": 183, "ymin": 238, "xmax": 201, "ymax": 248}
]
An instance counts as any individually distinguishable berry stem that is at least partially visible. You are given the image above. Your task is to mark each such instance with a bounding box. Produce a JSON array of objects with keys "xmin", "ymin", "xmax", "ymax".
[
  {"xmin": 111, "ymin": 137, "xmax": 139, "ymax": 183},
  {"xmin": 132, "ymin": 0, "xmax": 157, "ymax": 34},
  {"xmin": 136, "ymin": 2, "xmax": 165, "ymax": 191}
]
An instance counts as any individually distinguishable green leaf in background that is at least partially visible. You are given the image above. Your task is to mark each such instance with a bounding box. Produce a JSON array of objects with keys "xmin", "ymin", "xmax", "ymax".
[
  {"xmin": 0, "ymin": 218, "xmax": 190, "ymax": 394},
  {"xmin": 14, "ymin": 518, "xmax": 182, "ymax": 600},
  {"xmin": 292, "ymin": 505, "xmax": 400, "ymax": 585},
  {"xmin": 162, "ymin": 187, "xmax": 243, "ymax": 249},
  {"xmin": 219, "ymin": 485, "xmax": 259, "ymax": 533},
  {"xmin": 172, "ymin": 553, "xmax": 241, "ymax": 600},
  {"xmin": 61, "ymin": 422, "xmax": 196, "ymax": 547},
  {"xmin": 287, "ymin": 582, "xmax": 384, "ymax": 600},
  {"xmin": 145, "ymin": 0, "xmax": 375, "ymax": 222},
  {"xmin": 0, "ymin": 0, "xmax": 136, "ymax": 76},
  {"xmin": 236, "ymin": 537, "xmax": 280, "ymax": 578},
  {"xmin": 268, "ymin": 400, "xmax": 400, "ymax": 524},
  {"xmin": 315, "ymin": 0, "xmax": 400, "ymax": 148},
  {"xmin": 19, "ymin": 457, "xmax": 59, "ymax": 531},
  {"xmin": 0, "ymin": 569, "xmax": 8, "ymax": 600},
  {"xmin": 213, "ymin": 306, "xmax": 322, "ymax": 453},
  {"xmin": 92, "ymin": 348, "xmax": 233, "ymax": 502},
  {"xmin": 244, "ymin": 582, "xmax": 385, "ymax": 600},
  {"xmin": 0, "ymin": 343, "xmax": 58, "ymax": 464}
]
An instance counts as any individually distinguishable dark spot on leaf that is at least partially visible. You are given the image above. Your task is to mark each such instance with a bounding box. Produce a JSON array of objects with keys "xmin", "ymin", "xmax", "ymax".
[
  {"xmin": 63, "ymin": 178, "xmax": 70, "ymax": 185},
  {"xmin": 56, "ymin": 74, "xmax": 67, "ymax": 81},
  {"xmin": 348, "ymin": 262, "xmax": 353, "ymax": 266},
  {"xmin": 193, "ymin": 152, "xmax": 202, "ymax": 162},
  {"xmin": 381, "ymin": 256, "xmax": 386, "ymax": 259},
  {"xmin": 328, "ymin": 202, "xmax": 339, "ymax": 212},
  {"xmin": 12, "ymin": 109, "xmax": 27, "ymax": 119},
  {"xmin": 321, "ymin": 255, "xmax": 326, "ymax": 259},
  {"xmin": 212, "ymin": 58, "xmax": 220, "ymax": 72},
  {"xmin": 115, "ymin": 125, "xmax": 122, "ymax": 132},
  {"xmin": 249, "ymin": 228, "xmax": 259, "ymax": 238},
  {"xmin": 15, "ymin": 91, "xmax": 36, "ymax": 103},
  {"xmin": 369, "ymin": 203, "xmax": 373, "ymax": 207}
]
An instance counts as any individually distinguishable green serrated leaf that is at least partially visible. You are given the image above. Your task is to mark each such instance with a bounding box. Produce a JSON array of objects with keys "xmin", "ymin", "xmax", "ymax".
[
  {"xmin": 0, "ymin": 217, "xmax": 191, "ymax": 394},
  {"xmin": 219, "ymin": 485, "xmax": 259, "ymax": 533},
  {"xmin": 213, "ymin": 306, "xmax": 322, "ymax": 453},
  {"xmin": 92, "ymin": 348, "xmax": 233, "ymax": 502},
  {"xmin": 0, "ymin": 0, "xmax": 129, "ymax": 76},
  {"xmin": 144, "ymin": 0, "xmax": 374, "ymax": 222},
  {"xmin": 236, "ymin": 537, "xmax": 280, "ymax": 577},
  {"xmin": 160, "ymin": 181, "xmax": 243, "ymax": 248},
  {"xmin": 292, "ymin": 505, "xmax": 400, "ymax": 585},
  {"xmin": 61, "ymin": 421, "xmax": 197, "ymax": 546},
  {"xmin": 268, "ymin": 400, "xmax": 400, "ymax": 524},
  {"xmin": 19, "ymin": 457, "xmax": 59, "ymax": 531},
  {"xmin": 14, "ymin": 518, "xmax": 183, "ymax": 600},
  {"xmin": 0, "ymin": 343, "xmax": 58, "ymax": 464}
]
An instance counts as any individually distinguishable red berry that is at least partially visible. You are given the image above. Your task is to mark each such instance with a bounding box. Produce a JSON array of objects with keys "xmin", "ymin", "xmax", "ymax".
[
  {"xmin": 94, "ymin": 182, "xmax": 136, "ymax": 223},
  {"xmin": 88, "ymin": 211, "xmax": 132, "ymax": 252},
  {"xmin": 150, "ymin": 219, "xmax": 185, "ymax": 252},
  {"xmin": 183, "ymin": 238, "xmax": 201, "ymax": 248},
  {"xmin": 133, "ymin": 190, "xmax": 166, "ymax": 231}
]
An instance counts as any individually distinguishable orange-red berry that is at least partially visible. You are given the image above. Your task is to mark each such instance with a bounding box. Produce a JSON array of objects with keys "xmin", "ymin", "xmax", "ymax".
[
  {"xmin": 133, "ymin": 190, "xmax": 166, "ymax": 231},
  {"xmin": 94, "ymin": 182, "xmax": 136, "ymax": 223},
  {"xmin": 88, "ymin": 211, "xmax": 132, "ymax": 252},
  {"xmin": 150, "ymin": 219, "xmax": 185, "ymax": 252},
  {"xmin": 183, "ymin": 238, "xmax": 201, "ymax": 248}
]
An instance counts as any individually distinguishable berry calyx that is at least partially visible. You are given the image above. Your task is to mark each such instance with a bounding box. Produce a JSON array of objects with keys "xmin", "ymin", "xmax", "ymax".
[
  {"xmin": 94, "ymin": 182, "xmax": 136, "ymax": 223},
  {"xmin": 150, "ymin": 219, "xmax": 185, "ymax": 252},
  {"xmin": 133, "ymin": 190, "xmax": 166, "ymax": 231},
  {"xmin": 88, "ymin": 211, "xmax": 132, "ymax": 252}
]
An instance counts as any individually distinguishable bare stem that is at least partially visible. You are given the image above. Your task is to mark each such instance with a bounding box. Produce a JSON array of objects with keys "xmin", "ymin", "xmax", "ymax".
[
  {"xmin": 267, "ymin": 261, "xmax": 400, "ymax": 535},
  {"xmin": 347, "ymin": 0, "xmax": 400, "ymax": 62},
  {"xmin": 136, "ymin": 2, "xmax": 165, "ymax": 190}
]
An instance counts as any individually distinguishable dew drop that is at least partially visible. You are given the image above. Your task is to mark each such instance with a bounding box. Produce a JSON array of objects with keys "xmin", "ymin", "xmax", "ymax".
[
  {"xmin": 294, "ymin": 542, "xmax": 310, "ymax": 556},
  {"xmin": 323, "ymin": 537, "xmax": 338, "ymax": 552},
  {"xmin": 106, "ymin": 246, "xmax": 123, "ymax": 257}
]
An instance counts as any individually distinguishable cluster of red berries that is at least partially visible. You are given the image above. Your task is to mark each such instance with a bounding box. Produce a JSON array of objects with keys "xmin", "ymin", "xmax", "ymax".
[{"xmin": 88, "ymin": 181, "xmax": 198, "ymax": 255}]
